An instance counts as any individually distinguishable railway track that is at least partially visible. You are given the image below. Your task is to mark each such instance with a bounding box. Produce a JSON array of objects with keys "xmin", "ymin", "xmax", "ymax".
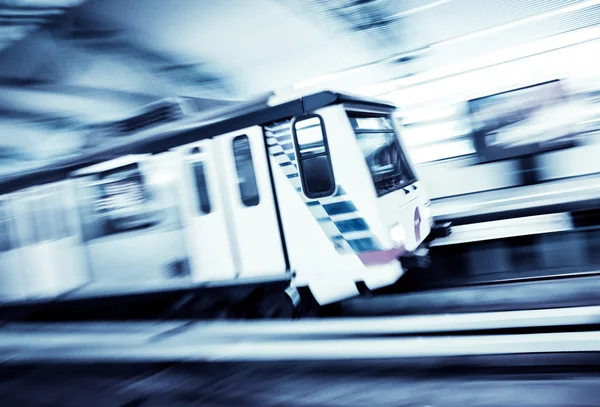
[
  {"xmin": 1, "ymin": 286, "xmax": 599, "ymax": 406},
  {"xmin": 1, "ymin": 363, "xmax": 599, "ymax": 407},
  {"xmin": 327, "ymin": 272, "xmax": 600, "ymax": 317},
  {"xmin": 1, "ymin": 305, "xmax": 600, "ymax": 406},
  {"xmin": 1, "ymin": 304, "xmax": 600, "ymax": 362}
]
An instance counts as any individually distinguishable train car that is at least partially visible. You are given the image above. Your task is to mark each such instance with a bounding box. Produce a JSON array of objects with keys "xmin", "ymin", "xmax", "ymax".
[{"xmin": 0, "ymin": 91, "xmax": 449, "ymax": 318}]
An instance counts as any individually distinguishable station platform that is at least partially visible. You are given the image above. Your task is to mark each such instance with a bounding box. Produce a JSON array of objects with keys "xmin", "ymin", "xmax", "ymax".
[{"xmin": 432, "ymin": 173, "xmax": 600, "ymax": 225}]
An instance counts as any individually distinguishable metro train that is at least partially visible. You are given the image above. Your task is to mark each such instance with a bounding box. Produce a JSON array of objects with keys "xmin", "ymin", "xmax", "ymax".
[{"xmin": 0, "ymin": 91, "xmax": 449, "ymax": 318}]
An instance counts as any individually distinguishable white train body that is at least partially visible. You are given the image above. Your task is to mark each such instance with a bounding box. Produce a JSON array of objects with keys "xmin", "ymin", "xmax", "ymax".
[{"xmin": 0, "ymin": 92, "xmax": 436, "ymax": 310}]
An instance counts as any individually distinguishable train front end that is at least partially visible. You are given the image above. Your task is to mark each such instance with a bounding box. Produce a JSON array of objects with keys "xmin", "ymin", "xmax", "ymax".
[
  {"xmin": 344, "ymin": 110, "xmax": 439, "ymax": 272},
  {"xmin": 268, "ymin": 91, "xmax": 451, "ymax": 306}
]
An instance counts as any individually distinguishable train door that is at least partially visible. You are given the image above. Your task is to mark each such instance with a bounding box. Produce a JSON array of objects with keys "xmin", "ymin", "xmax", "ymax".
[
  {"xmin": 215, "ymin": 126, "xmax": 288, "ymax": 279},
  {"xmin": 175, "ymin": 141, "xmax": 237, "ymax": 282}
]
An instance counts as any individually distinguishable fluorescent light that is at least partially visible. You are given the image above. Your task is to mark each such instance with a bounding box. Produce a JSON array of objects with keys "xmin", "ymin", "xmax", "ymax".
[
  {"xmin": 292, "ymin": 64, "xmax": 371, "ymax": 90},
  {"xmin": 409, "ymin": 139, "xmax": 475, "ymax": 163},
  {"xmin": 403, "ymin": 121, "xmax": 469, "ymax": 147},
  {"xmin": 291, "ymin": 48, "xmax": 428, "ymax": 90},
  {"xmin": 302, "ymin": 0, "xmax": 600, "ymax": 95},
  {"xmin": 400, "ymin": 103, "xmax": 460, "ymax": 124},
  {"xmin": 292, "ymin": 0, "xmax": 452, "ymax": 91},
  {"xmin": 392, "ymin": 0, "xmax": 453, "ymax": 17},
  {"xmin": 433, "ymin": 0, "xmax": 600, "ymax": 48},
  {"xmin": 359, "ymin": 24, "xmax": 600, "ymax": 97},
  {"xmin": 291, "ymin": 53, "xmax": 416, "ymax": 90}
]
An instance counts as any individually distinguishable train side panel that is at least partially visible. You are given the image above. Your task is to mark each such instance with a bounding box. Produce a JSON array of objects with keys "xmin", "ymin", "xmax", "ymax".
[
  {"xmin": 174, "ymin": 140, "xmax": 238, "ymax": 283},
  {"xmin": 0, "ymin": 182, "xmax": 90, "ymax": 301},
  {"xmin": 213, "ymin": 126, "xmax": 288, "ymax": 280},
  {"xmin": 72, "ymin": 155, "xmax": 192, "ymax": 293}
]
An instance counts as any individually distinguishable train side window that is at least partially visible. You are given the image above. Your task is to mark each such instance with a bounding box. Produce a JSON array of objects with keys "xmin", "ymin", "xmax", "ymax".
[
  {"xmin": 53, "ymin": 186, "xmax": 72, "ymax": 240},
  {"xmin": 0, "ymin": 201, "xmax": 11, "ymax": 252},
  {"xmin": 232, "ymin": 135, "xmax": 260, "ymax": 207},
  {"xmin": 292, "ymin": 115, "xmax": 335, "ymax": 199},
  {"xmin": 20, "ymin": 197, "xmax": 38, "ymax": 246},
  {"xmin": 58, "ymin": 197, "xmax": 73, "ymax": 239},
  {"xmin": 34, "ymin": 192, "xmax": 53, "ymax": 242},
  {"xmin": 191, "ymin": 161, "xmax": 212, "ymax": 214}
]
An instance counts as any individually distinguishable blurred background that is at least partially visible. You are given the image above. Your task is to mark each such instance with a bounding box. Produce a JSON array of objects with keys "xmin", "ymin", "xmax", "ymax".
[
  {"xmin": 1, "ymin": 1, "xmax": 600, "ymax": 405},
  {"xmin": 0, "ymin": 0, "xmax": 598, "ymax": 190}
]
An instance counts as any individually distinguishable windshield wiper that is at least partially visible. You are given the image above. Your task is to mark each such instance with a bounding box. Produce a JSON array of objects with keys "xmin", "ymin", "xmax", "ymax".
[{"xmin": 378, "ymin": 176, "xmax": 410, "ymax": 191}]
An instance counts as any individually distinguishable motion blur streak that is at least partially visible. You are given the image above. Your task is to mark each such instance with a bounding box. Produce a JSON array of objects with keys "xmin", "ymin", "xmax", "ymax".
[{"xmin": 1, "ymin": 0, "xmax": 600, "ymax": 406}]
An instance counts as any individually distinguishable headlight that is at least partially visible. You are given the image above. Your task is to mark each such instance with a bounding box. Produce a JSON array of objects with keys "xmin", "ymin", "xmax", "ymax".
[
  {"xmin": 422, "ymin": 203, "xmax": 432, "ymax": 220},
  {"xmin": 390, "ymin": 223, "xmax": 405, "ymax": 245}
]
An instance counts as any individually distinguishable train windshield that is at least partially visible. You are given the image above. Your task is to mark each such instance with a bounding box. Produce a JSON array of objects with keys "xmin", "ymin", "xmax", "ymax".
[{"xmin": 349, "ymin": 114, "xmax": 416, "ymax": 197}]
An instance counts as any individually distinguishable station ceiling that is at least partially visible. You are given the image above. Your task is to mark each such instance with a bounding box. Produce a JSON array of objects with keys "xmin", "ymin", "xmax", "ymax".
[{"xmin": 0, "ymin": 0, "xmax": 598, "ymax": 175}]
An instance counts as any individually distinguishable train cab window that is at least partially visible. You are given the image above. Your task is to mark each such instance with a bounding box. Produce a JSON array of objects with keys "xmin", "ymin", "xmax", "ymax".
[
  {"xmin": 349, "ymin": 114, "xmax": 416, "ymax": 197},
  {"xmin": 295, "ymin": 118, "xmax": 327, "ymax": 158},
  {"xmin": 191, "ymin": 161, "xmax": 212, "ymax": 214},
  {"xmin": 292, "ymin": 115, "xmax": 336, "ymax": 199},
  {"xmin": 232, "ymin": 135, "xmax": 260, "ymax": 207}
]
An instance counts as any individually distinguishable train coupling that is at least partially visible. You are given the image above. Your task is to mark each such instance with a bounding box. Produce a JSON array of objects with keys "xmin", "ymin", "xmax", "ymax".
[
  {"xmin": 427, "ymin": 221, "xmax": 452, "ymax": 241},
  {"xmin": 399, "ymin": 246, "xmax": 431, "ymax": 271}
]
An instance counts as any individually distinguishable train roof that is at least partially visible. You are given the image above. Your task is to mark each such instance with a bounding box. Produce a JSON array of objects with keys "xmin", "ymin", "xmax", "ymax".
[{"xmin": 0, "ymin": 91, "xmax": 396, "ymax": 194}]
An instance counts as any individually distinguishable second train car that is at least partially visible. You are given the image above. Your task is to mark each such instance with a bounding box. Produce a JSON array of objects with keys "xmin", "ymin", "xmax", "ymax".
[{"xmin": 0, "ymin": 91, "xmax": 449, "ymax": 318}]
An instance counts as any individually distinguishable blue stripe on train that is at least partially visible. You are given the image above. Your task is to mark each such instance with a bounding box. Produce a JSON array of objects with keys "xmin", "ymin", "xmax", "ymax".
[
  {"xmin": 265, "ymin": 123, "xmax": 383, "ymax": 254},
  {"xmin": 347, "ymin": 238, "xmax": 380, "ymax": 252},
  {"xmin": 322, "ymin": 201, "xmax": 357, "ymax": 216},
  {"xmin": 335, "ymin": 218, "xmax": 369, "ymax": 233}
]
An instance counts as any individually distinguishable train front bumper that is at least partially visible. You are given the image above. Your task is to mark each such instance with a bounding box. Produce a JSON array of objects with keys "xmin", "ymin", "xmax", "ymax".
[
  {"xmin": 399, "ymin": 221, "xmax": 451, "ymax": 270},
  {"xmin": 399, "ymin": 246, "xmax": 431, "ymax": 271},
  {"xmin": 427, "ymin": 221, "xmax": 452, "ymax": 241}
]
